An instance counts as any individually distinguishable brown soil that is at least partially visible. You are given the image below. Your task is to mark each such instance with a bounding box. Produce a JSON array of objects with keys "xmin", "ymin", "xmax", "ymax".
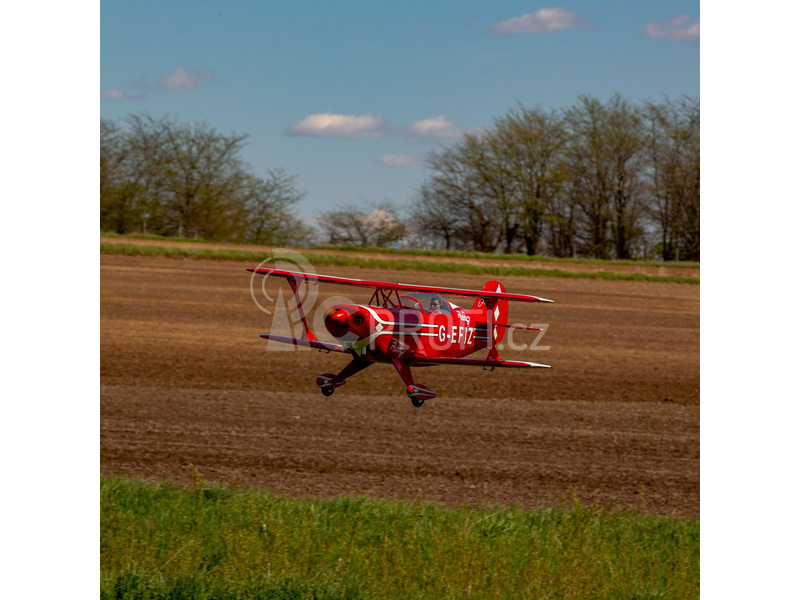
[
  {"xmin": 101, "ymin": 254, "xmax": 699, "ymax": 516},
  {"xmin": 100, "ymin": 236, "xmax": 700, "ymax": 278}
]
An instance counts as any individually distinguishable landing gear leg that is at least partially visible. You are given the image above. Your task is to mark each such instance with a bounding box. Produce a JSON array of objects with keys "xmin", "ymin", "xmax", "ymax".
[
  {"xmin": 316, "ymin": 356, "xmax": 373, "ymax": 397},
  {"xmin": 390, "ymin": 358, "xmax": 436, "ymax": 407}
]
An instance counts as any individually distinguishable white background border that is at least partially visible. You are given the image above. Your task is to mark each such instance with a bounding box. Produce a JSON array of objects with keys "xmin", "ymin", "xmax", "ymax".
[
  {"xmin": 3, "ymin": 0, "xmax": 98, "ymax": 596},
  {"xmin": 702, "ymin": 0, "xmax": 800, "ymax": 597}
]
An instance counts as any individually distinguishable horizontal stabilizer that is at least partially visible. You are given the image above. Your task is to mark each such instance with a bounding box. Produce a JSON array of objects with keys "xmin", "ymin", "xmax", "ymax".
[
  {"xmin": 248, "ymin": 268, "xmax": 553, "ymax": 303},
  {"xmin": 259, "ymin": 334, "xmax": 347, "ymax": 353},
  {"xmin": 408, "ymin": 356, "xmax": 553, "ymax": 369},
  {"xmin": 493, "ymin": 323, "xmax": 542, "ymax": 331}
]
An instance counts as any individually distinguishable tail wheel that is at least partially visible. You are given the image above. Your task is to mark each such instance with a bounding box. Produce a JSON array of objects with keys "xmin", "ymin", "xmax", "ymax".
[
  {"xmin": 410, "ymin": 397, "xmax": 425, "ymax": 408},
  {"xmin": 321, "ymin": 386, "xmax": 335, "ymax": 397}
]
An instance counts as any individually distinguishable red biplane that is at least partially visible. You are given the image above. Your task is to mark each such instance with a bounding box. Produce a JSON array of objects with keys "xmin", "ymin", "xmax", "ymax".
[{"xmin": 248, "ymin": 267, "xmax": 554, "ymax": 407}]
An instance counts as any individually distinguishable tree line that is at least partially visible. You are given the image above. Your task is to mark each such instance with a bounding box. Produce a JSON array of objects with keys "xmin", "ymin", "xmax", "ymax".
[
  {"xmin": 102, "ymin": 94, "xmax": 699, "ymax": 261},
  {"xmin": 407, "ymin": 94, "xmax": 699, "ymax": 261},
  {"xmin": 101, "ymin": 114, "xmax": 314, "ymax": 245}
]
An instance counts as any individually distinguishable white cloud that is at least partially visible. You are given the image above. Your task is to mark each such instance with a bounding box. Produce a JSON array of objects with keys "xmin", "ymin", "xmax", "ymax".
[
  {"xmin": 288, "ymin": 113, "xmax": 386, "ymax": 138},
  {"xmin": 406, "ymin": 115, "xmax": 462, "ymax": 139},
  {"xmin": 157, "ymin": 66, "xmax": 214, "ymax": 90},
  {"xmin": 101, "ymin": 88, "xmax": 125, "ymax": 100},
  {"xmin": 288, "ymin": 113, "xmax": 471, "ymax": 141},
  {"xmin": 642, "ymin": 14, "xmax": 699, "ymax": 42},
  {"xmin": 378, "ymin": 154, "xmax": 424, "ymax": 167},
  {"xmin": 490, "ymin": 8, "xmax": 593, "ymax": 35}
]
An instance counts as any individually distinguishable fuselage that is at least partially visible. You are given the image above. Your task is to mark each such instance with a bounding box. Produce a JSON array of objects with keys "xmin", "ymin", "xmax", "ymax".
[{"xmin": 323, "ymin": 299, "xmax": 490, "ymax": 363}]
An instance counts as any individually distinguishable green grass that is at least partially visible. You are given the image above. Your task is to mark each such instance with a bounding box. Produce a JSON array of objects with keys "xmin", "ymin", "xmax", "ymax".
[
  {"xmin": 314, "ymin": 244, "xmax": 701, "ymax": 269},
  {"xmin": 101, "ymin": 476, "xmax": 699, "ymax": 600},
  {"xmin": 100, "ymin": 232, "xmax": 700, "ymax": 269},
  {"xmin": 100, "ymin": 242, "xmax": 700, "ymax": 284}
]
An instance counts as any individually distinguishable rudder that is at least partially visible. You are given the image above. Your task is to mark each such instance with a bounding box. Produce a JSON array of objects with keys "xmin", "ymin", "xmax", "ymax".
[{"xmin": 471, "ymin": 280, "xmax": 509, "ymax": 344}]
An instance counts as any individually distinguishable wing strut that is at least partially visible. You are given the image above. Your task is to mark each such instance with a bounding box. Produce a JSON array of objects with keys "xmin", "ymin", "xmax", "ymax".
[{"xmin": 286, "ymin": 275, "xmax": 317, "ymax": 342}]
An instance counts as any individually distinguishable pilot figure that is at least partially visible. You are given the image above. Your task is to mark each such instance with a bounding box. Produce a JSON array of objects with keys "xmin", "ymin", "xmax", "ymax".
[{"xmin": 429, "ymin": 297, "xmax": 443, "ymax": 313}]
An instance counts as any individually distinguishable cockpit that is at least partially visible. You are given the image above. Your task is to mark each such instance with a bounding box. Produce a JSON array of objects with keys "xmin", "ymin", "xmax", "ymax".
[{"xmin": 398, "ymin": 292, "xmax": 452, "ymax": 314}]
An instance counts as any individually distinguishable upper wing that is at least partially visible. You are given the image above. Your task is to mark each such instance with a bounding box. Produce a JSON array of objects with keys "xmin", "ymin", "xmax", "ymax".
[
  {"xmin": 408, "ymin": 355, "xmax": 553, "ymax": 369},
  {"xmin": 247, "ymin": 267, "xmax": 553, "ymax": 303}
]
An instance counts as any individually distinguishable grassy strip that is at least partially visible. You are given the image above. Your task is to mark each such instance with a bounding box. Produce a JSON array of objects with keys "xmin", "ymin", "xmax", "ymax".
[
  {"xmin": 101, "ymin": 476, "xmax": 699, "ymax": 600},
  {"xmin": 315, "ymin": 244, "xmax": 701, "ymax": 269},
  {"xmin": 100, "ymin": 232, "xmax": 700, "ymax": 268},
  {"xmin": 101, "ymin": 232, "xmax": 223, "ymax": 245},
  {"xmin": 101, "ymin": 242, "xmax": 700, "ymax": 284}
]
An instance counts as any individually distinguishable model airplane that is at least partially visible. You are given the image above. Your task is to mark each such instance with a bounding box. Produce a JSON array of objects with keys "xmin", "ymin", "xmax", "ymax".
[{"xmin": 248, "ymin": 267, "xmax": 554, "ymax": 407}]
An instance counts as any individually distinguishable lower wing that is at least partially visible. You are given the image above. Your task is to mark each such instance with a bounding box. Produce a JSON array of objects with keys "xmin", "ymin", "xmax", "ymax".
[
  {"xmin": 259, "ymin": 334, "xmax": 348, "ymax": 353},
  {"xmin": 408, "ymin": 356, "xmax": 552, "ymax": 369}
]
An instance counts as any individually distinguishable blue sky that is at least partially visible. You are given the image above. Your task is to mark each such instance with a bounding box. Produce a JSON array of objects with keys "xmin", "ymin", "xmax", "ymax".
[{"xmin": 101, "ymin": 0, "xmax": 699, "ymax": 220}]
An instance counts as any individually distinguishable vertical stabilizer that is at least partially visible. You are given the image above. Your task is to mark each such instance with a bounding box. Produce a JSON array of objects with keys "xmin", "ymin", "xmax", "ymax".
[{"xmin": 472, "ymin": 280, "xmax": 509, "ymax": 345}]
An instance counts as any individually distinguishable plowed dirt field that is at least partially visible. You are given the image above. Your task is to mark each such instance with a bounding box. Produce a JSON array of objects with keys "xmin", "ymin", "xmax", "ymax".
[{"xmin": 101, "ymin": 254, "xmax": 699, "ymax": 516}]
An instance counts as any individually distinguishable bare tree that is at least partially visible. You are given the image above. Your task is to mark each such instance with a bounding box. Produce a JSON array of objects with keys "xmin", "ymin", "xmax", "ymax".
[
  {"xmin": 492, "ymin": 105, "xmax": 569, "ymax": 255},
  {"xmin": 460, "ymin": 133, "xmax": 519, "ymax": 253},
  {"xmin": 409, "ymin": 185, "xmax": 459, "ymax": 250},
  {"xmin": 544, "ymin": 186, "xmax": 577, "ymax": 257},
  {"xmin": 145, "ymin": 115, "xmax": 249, "ymax": 239},
  {"xmin": 666, "ymin": 97, "xmax": 699, "ymax": 262},
  {"xmin": 100, "ymin": 114, "xmax": 310, "ymax": 245},
  {"xmin": 563, "ymin": 94, "xmax": 646, "ymax": 259},
  {"xmin": 101, "ymin": 117, "xmax": 164, "ymax": 234},
  {"xmin": 415, "ymin": 144, "xmax": 503, "ymax": 252},
  {"xmin": 244, "ymin": 169, "xmax": 314, "ymax": 246},
  {"xmin": 317, "ymin": 203, "xmax": 409, "ymax": 248},
  {"xmin": 642, "ymin": 96, "xmax": 700, "ymax": 261}
]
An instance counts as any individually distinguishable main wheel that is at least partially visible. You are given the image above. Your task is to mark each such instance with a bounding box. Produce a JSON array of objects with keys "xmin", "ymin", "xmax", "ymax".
[
  {"xmin": 411, "ymin": 397, "xmax": 425, "ymax": 407},
  {"xmin": 321, "ymin": 386, "xmax": 335, "ymax": 397}
]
